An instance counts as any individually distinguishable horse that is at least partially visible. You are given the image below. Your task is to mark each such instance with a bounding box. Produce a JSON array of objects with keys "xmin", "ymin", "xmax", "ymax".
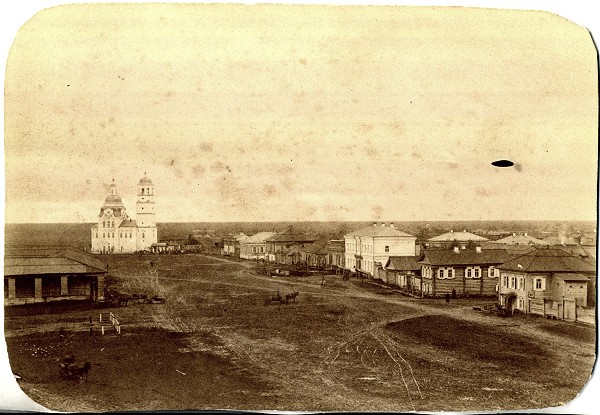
[
  {"xmin": 264, "ymin": 291, "xmax": 283, "ymax": 306},
  {"xmin": 285, "ymin": 291, "xmax": 299, "ymax": 303},
  {"xmin": 117, "ymin": 295, "xmax": 132, "ymax": 307}
]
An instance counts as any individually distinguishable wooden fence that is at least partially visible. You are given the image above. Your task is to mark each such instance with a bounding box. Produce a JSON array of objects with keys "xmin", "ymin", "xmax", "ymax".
[
  {"xmin": 99, "ymin": 311, "xmax": 122, "ymax": 334},
  {"xmin": 529, "ymin": 298, "xmax": 593, "ymax": 324}
]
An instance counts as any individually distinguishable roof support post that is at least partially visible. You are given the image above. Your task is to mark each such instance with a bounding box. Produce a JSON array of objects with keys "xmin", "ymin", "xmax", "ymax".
[
  {"xmin": 34, "ymin": 277, "xmax": 43, "ymax": 299},
  {"xmin": 7, "ymin": 277, "xmax": 16, "ymax": 299},
  {"xmin": 61, "ymin": 275, "xmax": 69, "ymax": 296},
  {"xmin": 97, "ymin": 275, "xmax": 105, "ymax": 301}
]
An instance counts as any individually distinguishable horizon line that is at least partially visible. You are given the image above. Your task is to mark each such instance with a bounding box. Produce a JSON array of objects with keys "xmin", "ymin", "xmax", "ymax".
[{"xmin": 4, "ymin": 219, "xmax": 598, "ymax": 225}]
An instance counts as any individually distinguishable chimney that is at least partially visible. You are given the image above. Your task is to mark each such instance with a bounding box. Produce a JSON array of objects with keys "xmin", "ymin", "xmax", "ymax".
[
  {"xmin": 476, "ymin": 246, "xmax": 482, "ymax": 253},
  {"xmin": 381, "ymin": 223, "xmax": 385, "ymax": 227},
  {"xmin": 390, "ymin": 222, "xmax": 396, "ymax": 229},
  {"xmin": 513, "ymin": 232, "xmax": 516, "ymax": 237},
  {"xmin": 524, "ymin": 232, "xmax": 528, "ymax": 237},
  {"xmin": 450, "ymin": 230, "xmax": 454, "ymax": 233},
  {"xmin": 373, "ymin": 222, "xmax": 377, "ymax": 227},
  {"xmin": 453, "ymin": 246, "xmax": 460, "ymax": 253}
]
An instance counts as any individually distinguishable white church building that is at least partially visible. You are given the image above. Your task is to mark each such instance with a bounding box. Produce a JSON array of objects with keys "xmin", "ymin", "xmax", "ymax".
[{"xmin": 91, "ymin": 174, "xmax": 158, "ymax": 253}]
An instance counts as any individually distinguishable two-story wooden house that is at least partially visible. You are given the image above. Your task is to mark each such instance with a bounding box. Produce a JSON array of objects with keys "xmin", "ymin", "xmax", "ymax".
[
  {"xmin": 497, "ymin": 247, "xmax": 596, "ymax": 317},
  {"xmin": 418, "ymin": 246, "xmax": 512, "ymax": 297}
]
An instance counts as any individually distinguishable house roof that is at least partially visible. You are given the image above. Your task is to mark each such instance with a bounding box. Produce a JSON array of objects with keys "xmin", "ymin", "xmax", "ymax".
[
  {"xmin": 182, "ymin": 237, "xmax": 201, "ymax": 245},
  {"xmin": 497, "ymin": 248, "xmax": 597, "ymax": 273},
  {"xmin": 326, "ymin": 239, "xmax": 345, "ymax": 252},
  {"xmin": 580, "ymin": 233, "xmax": 597, "ymax": 246},
  {"xmin": 301, "ymin": 239, "xmax": 330, "ymax": 255},
  {"xmin": 265, "ymin": 227, "xmax": 315, "ymax": 243},
  {"xmin": 385, "ymin": 256, "xmax": 421, "ymax": 271},
  {"xmin": 243, "ymin": 231, "xmax": 278, "ymax": 244},
  {"xmin": 420, "ymin": 248, "xmax": 511, "ymax": 266},
  {"xmin": 543, "ymin": 236, "xmax": 579, "ymax": 246},
  {"xmin": 428, "ymin": 231, "xmax": 488, "ymax": 242},
  {"xmin": 286, "ymin": 247, "xmax": 303, "ymax": 256},
  {"xmin": 4, "ymin": 247, "xmax": 107, "ymax": 276},
  {"xmin": 557, "ymin": 245, "xmax": 597, "ymax": 260},
  {"xmin": 554, "ymin": 273, "xmax": 590, "ymax": 282},
  {"xmin": 344, "ymin": 224, "xmax": 415, "ymax": 238},
  {"xmin": 494, "ymin": 234, "xmax": 548, "ymax": 246}
]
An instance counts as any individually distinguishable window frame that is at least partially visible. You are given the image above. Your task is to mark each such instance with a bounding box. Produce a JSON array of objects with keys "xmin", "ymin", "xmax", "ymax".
[
  {"xmin": 465, "ymin": 266, "xmax": 481, "ymax": 279},
  {"xmin": 437, "ymin": 267, "xmax": 455, "ymax": 279},
  {"xmin": 534, "ymin": 277, "xmax": 546, "ymax": 291}
]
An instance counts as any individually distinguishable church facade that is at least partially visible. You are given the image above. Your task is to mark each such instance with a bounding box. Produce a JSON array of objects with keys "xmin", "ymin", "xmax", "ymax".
[{"xmin": 91, "ymin": 175, "xmax": 158, "ymax": 253}]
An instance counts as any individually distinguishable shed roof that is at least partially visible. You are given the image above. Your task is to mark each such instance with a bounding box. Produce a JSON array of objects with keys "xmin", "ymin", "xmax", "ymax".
[
  {"xmin": 420, "ymin": 248, "xmax": 511, "ymax": 266},
  {"xmin": 497, "ymin": 248, "xmax": 597, "ymax": 273},
  {"xmin": 4, "ymin": 247, "xmax": 107, "ymax": 276},
  {"xmin": 385, "ymin": 256, "xmax": 421, "ymax": 271}
]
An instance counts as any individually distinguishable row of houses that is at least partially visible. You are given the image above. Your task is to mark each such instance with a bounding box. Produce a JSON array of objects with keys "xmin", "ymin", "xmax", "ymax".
[
  {"xmin": 222, "ymin": 227, "xmax": 345, "ymax": 270},
  {"xmin": 342, "ymin": 223, "xmax": 596, "ymax": 319},
  {"xmin": 159, "ymin": 222, "xmax": 596, "ymax": 321}
]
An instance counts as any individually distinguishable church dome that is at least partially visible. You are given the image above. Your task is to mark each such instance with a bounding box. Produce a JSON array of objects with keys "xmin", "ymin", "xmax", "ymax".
[
  {"xmin": 138, "ymin": 175, "xmax": 153, "ymax": 186},
  {"xmin": 103, "ymin": 194, "xmax": 124, "ymax": 207}
]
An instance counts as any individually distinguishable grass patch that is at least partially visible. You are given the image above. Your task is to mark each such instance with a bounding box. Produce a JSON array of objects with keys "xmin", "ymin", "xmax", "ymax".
[{"xmin": 386, "ymin": 314, "xmax": 548, "ymax": 369}]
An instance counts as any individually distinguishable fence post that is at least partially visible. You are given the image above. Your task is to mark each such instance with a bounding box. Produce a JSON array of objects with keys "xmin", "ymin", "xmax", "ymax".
[
  {"xmin": 542, "ymin": 299, "xmax": 545, "ymax": 317},
  {"xmin": 101, "ymin": 326, "xmax": 105, "ymax": 335},
  {"xmin": 99, "ymin": 313, "xmax": 102, "ymax": 322}
]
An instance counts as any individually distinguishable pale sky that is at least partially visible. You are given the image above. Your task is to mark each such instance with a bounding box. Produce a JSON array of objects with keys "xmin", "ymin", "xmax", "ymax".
[{"xmin": 4, "ymin": 3, "xmax": 598, "ymax": 223}]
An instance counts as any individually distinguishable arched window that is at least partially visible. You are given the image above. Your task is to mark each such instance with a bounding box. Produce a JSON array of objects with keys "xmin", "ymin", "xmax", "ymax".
[
  {"xmin": 141, "ymin": 188, "xmax": 145, "ymax": 195},
  {"xmin": 119, "ymin": 233, "xmax": 122, "ymax": 238},
  {"xmin": 103, "ymin": 233, "xmax": 105, "ymax": 238},
  {"xmin": 142, "ymin": 233, "xmax": 145, "ymax": 239},
  {"xmin": 102, "ymin": 221, "xmax": 105, "ymax": 227}
]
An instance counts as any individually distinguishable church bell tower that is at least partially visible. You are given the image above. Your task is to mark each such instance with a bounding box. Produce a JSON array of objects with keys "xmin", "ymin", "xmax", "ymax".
[{"xmin": 136, "ymin": 173, "xmax": 157, "ymax": 250}]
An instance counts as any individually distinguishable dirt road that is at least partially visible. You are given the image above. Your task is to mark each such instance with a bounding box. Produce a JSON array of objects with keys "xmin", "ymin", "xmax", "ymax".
[{"xmin": 5, "ymin": 254, "xmax": 596, "ymax": 412}]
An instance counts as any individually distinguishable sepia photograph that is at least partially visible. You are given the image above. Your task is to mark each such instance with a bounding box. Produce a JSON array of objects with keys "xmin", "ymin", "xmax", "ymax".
[{"xmin": 2, "ymin": 1, "xmax": 598, "ymax": 413}]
